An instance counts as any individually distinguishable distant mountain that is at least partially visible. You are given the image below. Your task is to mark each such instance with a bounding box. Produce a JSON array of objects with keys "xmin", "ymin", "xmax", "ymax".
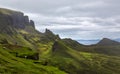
[
  {"xmin": 68, "ymin": 38, "xmax": 120, "ymax": 56},
  {"xmin": 50, "ymin": 40, "xmax": 120, "ymax": 74},
  {"xmin": 77, "ymin": 38, "xmax": 120, "ymax": 45},
  {"xmin": 0, "ymin": 8, "xmax": 120, "ymax": 74},
  {"xmin": 97, "ymin": 38, "xmax": 120, "ymax": 46},
  {"xmin": 80, "ymin": 38, "xmax": 120, "ymax": 56}
]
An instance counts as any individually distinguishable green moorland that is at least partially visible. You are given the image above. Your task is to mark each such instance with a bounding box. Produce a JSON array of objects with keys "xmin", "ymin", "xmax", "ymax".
[
  {"xmin": 0, "ymin": 8, "xmax": 120, "ymax": 74},
  {"xmin": 44, "ymin": 40, "xmax": 120, "ymax": 74},
  {"xmin": 0, "ymin": 40, "xmax": 120, "ymax": 74},
  {"xmin": 0, "ymin": 44, "xmax": 66, "ymax": 74}
]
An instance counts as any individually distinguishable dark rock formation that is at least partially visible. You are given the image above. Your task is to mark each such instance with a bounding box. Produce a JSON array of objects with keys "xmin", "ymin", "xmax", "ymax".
[
  {"xmin": 11, "ymin": 12, "xmax": 24, "ymax": 28},
  {"xmin": 29, "ymin": 20, "xmax": 35, "ymax": 28},
  {"xmin": 45, "ymin": 28, "xmax": 60, "ymax": 40},
  {"xmin": 52, "ymin": 41, "xmax": 59, "ymax": 52},
  {"xmin": 0, "ymin": 8, "xmax": 35, "ymax": 30},
  {"xmin": 24, "ymin": 16, "xmax": 29, "ymax": 25}
]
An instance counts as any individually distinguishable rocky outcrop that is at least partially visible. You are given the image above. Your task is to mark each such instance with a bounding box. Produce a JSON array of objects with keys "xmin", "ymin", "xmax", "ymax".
[
  {"xmin": 43, "ymin": 29, "xmax": 60, "ymax": 41},
  {"xmin": 0, "ymin": 8, "xmax": 35, "ymax": 30},
  {"xmin": 29, "ymin": 20, "xmax": 35, "ymax": 28}
]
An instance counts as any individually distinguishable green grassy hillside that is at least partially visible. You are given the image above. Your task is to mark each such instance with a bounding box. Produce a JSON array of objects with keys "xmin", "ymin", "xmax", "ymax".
[
  {"xmin": 0, "ymin": 44, "xmax": 66, "ymax": 74},
  {"xmin": 0, "ymin": 8, "xmax": 120, "ymax": 74},
  {"xmin": 62, "ymin": 38, "xmax": 120, "ymax": 56},
  {"xmin": 40, "ymin": 40, "xmax": 120, "ymax": 74}
]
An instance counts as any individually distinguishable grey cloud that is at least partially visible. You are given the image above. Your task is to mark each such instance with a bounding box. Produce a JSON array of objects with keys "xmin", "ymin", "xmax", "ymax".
[
  {"xmin": 0, "ymin": 0, "xmax": 120, "ymax": 39},
  {"xmin": 0, "ymin": 0, "xmax": 120, "ymax": 17}
]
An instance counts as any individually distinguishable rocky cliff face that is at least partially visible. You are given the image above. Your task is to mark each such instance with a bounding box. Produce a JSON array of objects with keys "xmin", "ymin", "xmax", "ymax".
[
  {"xmin": 0, "ymin": 8, "xmax": 35, "ymax": 31},
  {"xmin": 0, "ymin": 8, "xmax": 38, "ymax": 47}
]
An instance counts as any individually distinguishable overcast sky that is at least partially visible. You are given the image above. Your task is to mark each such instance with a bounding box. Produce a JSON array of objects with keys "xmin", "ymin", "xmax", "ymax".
[{"xmin": 0, "ymin": 0, "xmax": 120, "ymax": 40}]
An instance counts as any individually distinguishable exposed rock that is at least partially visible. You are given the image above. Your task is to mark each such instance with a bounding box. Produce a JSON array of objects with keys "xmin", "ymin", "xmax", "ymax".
[
  {"xmin": 29, "ymin": 20, "xmax": 35, "ymax": 28},
  {"xmin": 45, "ymin": 29, "xmax": 60, "ymax": 39},
  {"xmin": 24, "ymin": 16, "xmax": 29, "ymax": 25},
  {"xmin": 11, "ymin": 12, "xmax": 24, "ymax": 28},
  {"xmin": 52, "ymin": 41, "xmax": 59, "ymax": 52},
  {"xmin": 0, "ymin": 8, "xmax": 35, "ymax": 30}
]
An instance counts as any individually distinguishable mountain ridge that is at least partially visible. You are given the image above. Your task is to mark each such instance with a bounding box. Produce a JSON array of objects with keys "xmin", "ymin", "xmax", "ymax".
[
  {"xmin": 97, "ymin": 38, "xmax": 120, "ymax": 46},
  {"xmin": 0, "ymin": 8, "xmax": 120, "ymax": 74}
]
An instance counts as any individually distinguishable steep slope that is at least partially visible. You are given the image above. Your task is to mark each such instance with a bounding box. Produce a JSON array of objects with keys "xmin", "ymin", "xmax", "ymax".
[
  {"xmin": 45, "ymin": 40, "xmax": 120, "ymax": 74},
  {"xmin": 0, "ymin": 8, "xmax": 66, "ymax": 73},
  {"xmin": 92, "ymin": 38, "xmax": 120, "ymax": 56},
  {"xmin": 0, "ymin": 44, "xmax": 66, "ymax": 74},
  {"xmin": 0, "ymin": 8, "xmax": 59, "ymax": 50},
  {"xmin": 62, "ymin": 38, "xmax": 83, "ymax": 51},
  {"xmin": 0, "ymin": 8, "xmax": 35, "ymax": 29},
  {"xmin": 0, "ymin": 8, "xmax": 40, "ymax": 49},
  {"xmin": 62, "ymin": 38, "xmax": 120, "ymax": 56},
  {"xmin": 97, "ymin": 38, "xmax": 120, "ymax": 46},
  {"xmin": 0, "ymin": 8, "xmax": 120, "ymax": 74},
  {"xmin": 40, "ymin": 29, "xmax": 60, "ymax": 43}
]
